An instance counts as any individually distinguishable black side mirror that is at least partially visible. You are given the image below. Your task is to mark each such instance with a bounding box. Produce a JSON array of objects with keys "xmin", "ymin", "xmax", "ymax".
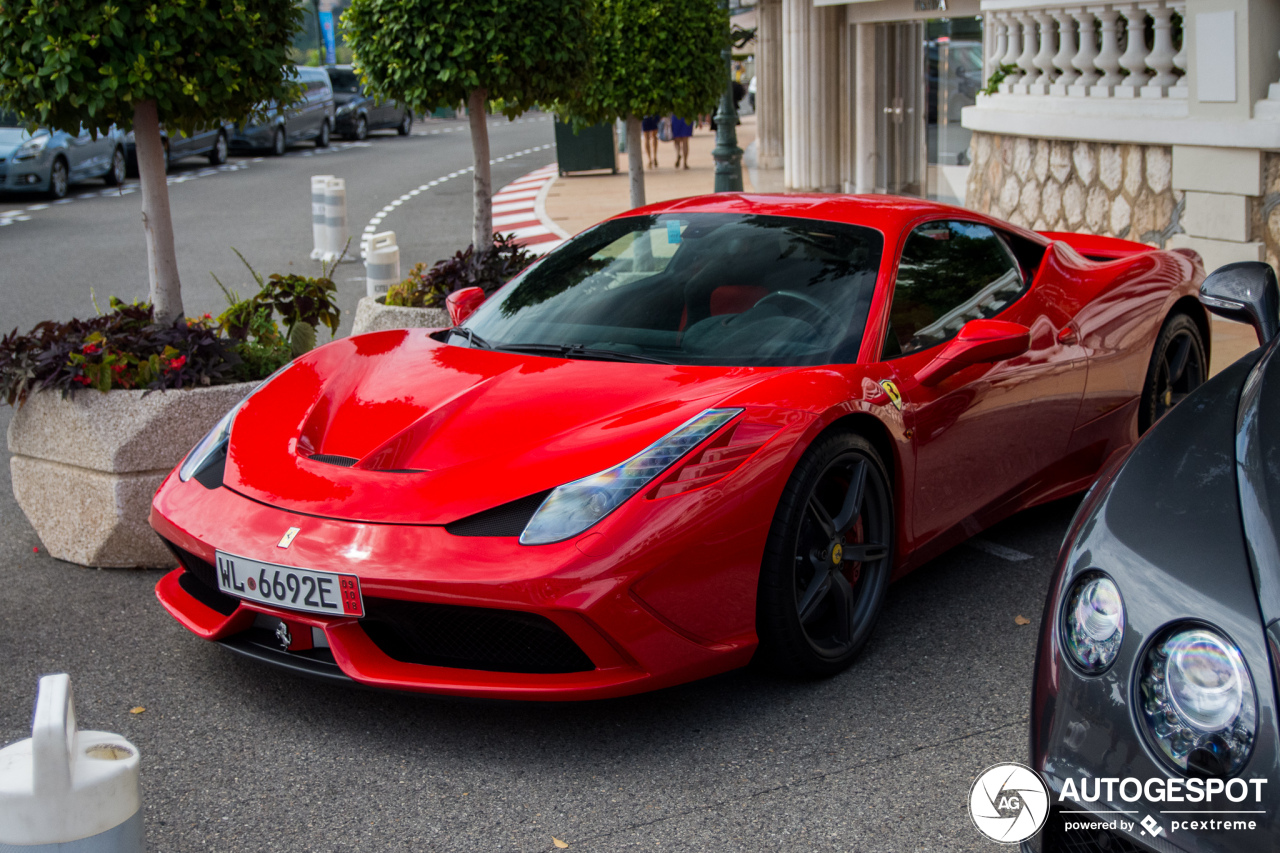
[{"xmin": 1200, "ymin": 262, "xmax": 1280, "ymax": 346}]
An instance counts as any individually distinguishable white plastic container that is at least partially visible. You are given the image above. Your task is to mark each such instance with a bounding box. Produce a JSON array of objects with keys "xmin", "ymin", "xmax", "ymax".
[
  {"xmin": 309, "ymin": 175, "xmax": 334, "ymax": 261},
  {"xmin": 0, "ymin": 674, "xmax": 142, "ymax": 851},
  {"xmin": 364, "ymin": 231, "xmax": 400, "ymax": 299},
  {"xmin": 323, "ymin": 177, "xmax": 350, "ymax": 263}
]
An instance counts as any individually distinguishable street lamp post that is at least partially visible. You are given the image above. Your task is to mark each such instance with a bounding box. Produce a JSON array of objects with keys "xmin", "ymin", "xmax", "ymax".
[{"xmin": 712, "ymin": 4, "xmax": 743, "ymax": 192}]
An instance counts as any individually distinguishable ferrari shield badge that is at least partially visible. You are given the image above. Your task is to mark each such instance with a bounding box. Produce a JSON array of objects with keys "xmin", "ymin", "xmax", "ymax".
[
  {"xmin": 278, "ymin": 527, "xmax": 300, "ymax": 549},
  {"xmin": 879, "ymin": 380, "xmax": 903, "ymax": 411}
]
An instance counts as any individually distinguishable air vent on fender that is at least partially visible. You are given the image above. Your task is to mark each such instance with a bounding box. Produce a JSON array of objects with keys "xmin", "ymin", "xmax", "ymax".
[
  {"xmin": 445, "ymin": 490, "xmax": 554, "ymax": 537},
  {"xmin": 307, "ymin": 454, "xmax": 359, "ymax": 467},
  {"xmin": 647, "ymin": 420, "xmax": 780, "ymax": 500}
]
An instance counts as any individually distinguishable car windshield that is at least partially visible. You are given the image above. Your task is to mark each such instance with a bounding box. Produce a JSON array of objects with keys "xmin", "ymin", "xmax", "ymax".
[
  {"xmin": 459, "ymin": 213, "xmax": 884, "ymax": 366},
  {"xmin": 0, "ymin": 112, "xmax": 30, "ymax": 143},
  {"xmin": 327, "ymin": 68, "xmax": 361, "ymax": 94}
]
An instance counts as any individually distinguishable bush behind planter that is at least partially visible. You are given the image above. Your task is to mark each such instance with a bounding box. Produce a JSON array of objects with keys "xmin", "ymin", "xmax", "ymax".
[{"xmin": 384, "ymin": 233, "xmax": 536, "ymax": 308}]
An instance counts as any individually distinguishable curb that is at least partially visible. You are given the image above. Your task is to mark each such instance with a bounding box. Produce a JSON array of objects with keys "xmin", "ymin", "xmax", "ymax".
[{"xmin": 492, "ymin": 164, "xmax": 566, "ymax": 255}]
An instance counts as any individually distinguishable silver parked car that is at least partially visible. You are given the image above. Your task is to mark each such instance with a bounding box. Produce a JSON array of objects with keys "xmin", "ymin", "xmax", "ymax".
[
  {"xmin": 0, "ymin": 113, "xmax": 127, "ymax": 198},
  {"xmin": 230, "ymin": 66, "xmax": 335, "ymax": 155}
]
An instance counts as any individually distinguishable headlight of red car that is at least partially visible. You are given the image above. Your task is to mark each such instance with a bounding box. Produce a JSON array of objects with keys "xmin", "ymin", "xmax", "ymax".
[{"xmin": 519, "ymin": 408, "xmax": 742, "ymax": 545}]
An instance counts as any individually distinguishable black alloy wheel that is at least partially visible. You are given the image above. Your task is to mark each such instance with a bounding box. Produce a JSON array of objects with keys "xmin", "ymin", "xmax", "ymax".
[
  {"xmin": 48, "ymin": 158, "xmax": 69, "ymax": 199},
  {"xmin": 104, "ymin": 147, "xmax": 126, "ymax": 186},
  {"xmin": 398, "ymin": 111, "xmax": 413, "ymax": 136},
  {"xmin": 756, "ymin": 432, "xmax": 893, "ymax": 677},
  {"xmin": 271, "ymin": 127, "xmax": 286, "ymax": 156},
  {"xmin": 316, "ymin": 120, "xmax": 331, "ymax": 148},
  {"xmin": 1139, "ymin": 313, "xmax": 1207, "ymax": 434},
  {"xmin": 354, "ymin": 115, "xmax": 369, "ymax": 141},
  {"xmin": 208, "ymin": 131, "xmax": 228, "ymax": 165}
]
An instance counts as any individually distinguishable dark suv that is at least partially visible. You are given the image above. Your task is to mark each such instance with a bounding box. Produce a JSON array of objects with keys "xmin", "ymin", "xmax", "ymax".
[{"xmin": 231, "ymin": 66, "xmax": 335, "ymax": 155}]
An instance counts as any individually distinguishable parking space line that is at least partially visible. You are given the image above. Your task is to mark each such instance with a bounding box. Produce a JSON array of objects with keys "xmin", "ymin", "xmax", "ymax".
[{"xmin": 968, "ymin": 539, "xmax": 1034, "ymax": 562}]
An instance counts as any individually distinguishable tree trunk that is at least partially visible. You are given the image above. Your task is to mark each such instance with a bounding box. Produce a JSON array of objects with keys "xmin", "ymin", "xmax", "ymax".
[
  {"xmin": 132, "ymin": 100, "xmax": 184, "ymax": 325},
  {"xmin": 626, "ymin": 114, "xmax": 645, "ymax": 209},
  {"xmin": 467, "ymin": 88, "xmax": 492, "ymax": 251}
]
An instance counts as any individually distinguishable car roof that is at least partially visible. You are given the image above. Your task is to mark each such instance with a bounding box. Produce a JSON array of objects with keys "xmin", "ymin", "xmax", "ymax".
[{"xmin": 616, "ymin": 193, "xmax": 1049, "ymax": 245}]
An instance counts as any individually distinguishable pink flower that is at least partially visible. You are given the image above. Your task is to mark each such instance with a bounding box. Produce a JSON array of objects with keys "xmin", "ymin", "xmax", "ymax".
[{"xmin": 165, "ymin": 355, "xmax": 187, "ymax": 373}]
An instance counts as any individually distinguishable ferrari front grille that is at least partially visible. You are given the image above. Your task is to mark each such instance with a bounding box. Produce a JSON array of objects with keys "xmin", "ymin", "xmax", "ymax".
[
  {"xmin": 444, "ymin": 490, "xmax": 552, "ymax": 537},
  {"xmin": 359, "ymin": 598, "xmax": 595, "ymax": 674}
]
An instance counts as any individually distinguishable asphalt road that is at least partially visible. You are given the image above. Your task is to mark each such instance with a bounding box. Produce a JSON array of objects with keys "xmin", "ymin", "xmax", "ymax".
[
  {"xmin": 0, "ymin": 114, "xmax": 557, "ymax": 337},
  {"xmin": 0, "ymin": 114, "xmax": 1071, "ymax": 851}
]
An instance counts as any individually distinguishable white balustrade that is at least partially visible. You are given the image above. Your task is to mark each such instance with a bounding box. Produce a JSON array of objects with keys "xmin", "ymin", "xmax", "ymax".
[
  {"xmin": 1031, "ymin": 11, "xmax": 1059, "ymax": 92},
  {"xmin": 1050, "ymin": 9, "xmax": 1080, "ymax": 95},
  {"xmin": 981, "ymin": 2, "xmax": 1189, "ymax": 102},
  {"xmin": 1116, "ymin": 4, "xmax": 1153, "ymax": 95}
]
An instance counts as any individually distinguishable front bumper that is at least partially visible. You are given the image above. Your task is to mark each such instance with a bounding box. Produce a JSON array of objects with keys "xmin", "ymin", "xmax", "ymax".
[
  {"xmin": 0, "ymin": 157, "xmax": 50, "ymax": 192},
  {"xmin": 148, "ymin": 441, "xmax": 794, "ymax": 699}
]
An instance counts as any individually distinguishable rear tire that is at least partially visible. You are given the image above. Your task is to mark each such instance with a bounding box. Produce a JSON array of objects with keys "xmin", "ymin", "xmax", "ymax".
[
  {"xmin": 353, "ymin": 115, "xmax": 368, "ymax": 141},
  {"xmin": 271, "ymin": 127, "xmax": 286, "ymax": 156},
  {"xmin": 398, "ymin": 112, "xmax": 412, "ymax": 136},
  {"xmin": 755, "ymin": 431, "xmax": 894, "ymax": 678},
  {"xmin": 1138, "ymin": 312, "xmax": 1207, "ymax": 434},
  {"xmin": 316, "ymin": 120, "xmax": 331, "ymax": 148},
  {"xmin": 104, "ymin": 147, "xmax": 126, "ymax": 186}
]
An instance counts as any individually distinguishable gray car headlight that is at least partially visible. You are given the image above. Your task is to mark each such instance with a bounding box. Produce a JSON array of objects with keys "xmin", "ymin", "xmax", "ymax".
[
  {"xmin": 519, "ymin": 408, "xmax": 742, "ymax": 545},
  {"xmin": 14, "ymin": 135, "xmax": 49, "ymax": 160},
  {"xmin": 1139, "ymin": 626, "xmax": 1257, "ymax": 776},
  {"xmin": 1061, "ymin": 573, "xmax": 1125, "ymax": 673}
]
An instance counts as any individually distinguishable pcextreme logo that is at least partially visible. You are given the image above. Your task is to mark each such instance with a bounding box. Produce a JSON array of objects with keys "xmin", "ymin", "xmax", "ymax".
[{"xmin": 969, "ymin": 763, "xmax": 1050, "ymax": 843}]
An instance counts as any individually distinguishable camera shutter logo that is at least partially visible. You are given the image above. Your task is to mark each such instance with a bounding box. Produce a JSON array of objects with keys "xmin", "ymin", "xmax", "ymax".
[{"xmin": 969, "ymin": 763, "xmax": 1050, "ymax": 843}]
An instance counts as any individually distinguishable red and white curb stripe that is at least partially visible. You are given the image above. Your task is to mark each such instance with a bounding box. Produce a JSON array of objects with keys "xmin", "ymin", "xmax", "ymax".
[{"xmin": 492, "ymin": 164, "xmax": 570, "ymax": 255}]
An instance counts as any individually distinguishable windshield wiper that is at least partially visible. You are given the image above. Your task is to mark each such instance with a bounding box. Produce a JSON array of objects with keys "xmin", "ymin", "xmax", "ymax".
[
  {"xmin": 448, "ymin": 326, "xmax": 492, "ymax": 350},
  {"xmin": 495, "ymin": 342, "xmax": 672, "ymax": 364}
]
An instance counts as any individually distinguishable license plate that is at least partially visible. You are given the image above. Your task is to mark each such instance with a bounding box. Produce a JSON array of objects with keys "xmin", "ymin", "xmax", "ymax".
[{"xmin": 215, "ymin": 551, "xmax": 364, "ymax": 618}]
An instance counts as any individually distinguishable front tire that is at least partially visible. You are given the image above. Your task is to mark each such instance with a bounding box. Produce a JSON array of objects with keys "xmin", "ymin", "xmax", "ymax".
[
  {"xmin": 398, "ymin": 111, "xmax": 413, "ymax": 136},
  {"xmin": 1138, "ymin": 312, "xmax": 1207, "ymax": 434},
  {"xmin": 48, "ymin": 158, "xmax": 69, "ymax": 199},
  {"xmin": 353, "ymin": 115, "xmax": 368, "ymax": 141},
  {"xmin": 104, "ymin": 147, "xmax": 126, "ymax": 186},
  {"xmin": 316, "ymin": 120, "xmax": 331, "ymax": 148},
  {"xmin": 271, "ymin": 127, "xmax": 286, "ymax": 156},
  {"xmin": 208, "ymin": 130, "xmax": 228, "ymax": 165},
  {"xmin": 755, "ymin": 431, "xmax": 894, "ymax": 678}
]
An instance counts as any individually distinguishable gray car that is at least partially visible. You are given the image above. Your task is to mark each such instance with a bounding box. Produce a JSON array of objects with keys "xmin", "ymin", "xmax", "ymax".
[
  {"xmin": 1026, "ymin": 263, "xmax": 1280, "ymax": 852},
  {"xmin": 230, "ymin": 66, "xmax": 335, "ymax": 155},
  {"xmin": 0, "ymin": 113, "xmax": 127, "ymax": 198}
]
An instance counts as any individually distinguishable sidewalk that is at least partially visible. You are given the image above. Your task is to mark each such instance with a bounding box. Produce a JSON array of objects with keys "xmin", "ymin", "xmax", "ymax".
[{"xmin": 542, "ymin": 115, "xmax": 758, "ymax": 237}]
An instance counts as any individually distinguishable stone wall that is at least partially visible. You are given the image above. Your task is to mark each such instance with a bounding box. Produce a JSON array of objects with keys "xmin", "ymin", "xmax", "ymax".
[
  {"xmin": 965, "ymin": 131, "xmax": 1182, "ymax": 246},
  {"xmin": 1254, "ymin": 153, "xmax": 1280, "ymax": 272}
]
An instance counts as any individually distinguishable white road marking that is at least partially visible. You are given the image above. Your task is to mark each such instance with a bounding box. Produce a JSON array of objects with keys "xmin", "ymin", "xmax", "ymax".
[{"xmin": 968, "ymin": 539, "xmax": 1034, "ymax": 562}]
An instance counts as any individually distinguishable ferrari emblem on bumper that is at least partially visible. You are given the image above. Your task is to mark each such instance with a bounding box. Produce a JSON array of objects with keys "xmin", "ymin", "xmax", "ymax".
[{"xmin": 278, "ymin": 527, "xmax": 300, "ymax": 549}]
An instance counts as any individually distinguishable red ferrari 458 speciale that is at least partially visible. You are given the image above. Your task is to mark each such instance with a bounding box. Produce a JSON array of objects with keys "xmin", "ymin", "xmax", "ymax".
[{"xmin": 152, "ymin": 194, "xmax": 1209, "ymax": 700}]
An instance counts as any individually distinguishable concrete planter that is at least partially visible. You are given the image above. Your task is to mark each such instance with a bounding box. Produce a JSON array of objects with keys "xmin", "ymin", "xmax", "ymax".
[
  {"xmin": 350, "ymin": 296, "xmax": 450, "ymax": 335},
  {"xmin": 7, "ymin": 382, "xmax": 258, "ymax": 568}
]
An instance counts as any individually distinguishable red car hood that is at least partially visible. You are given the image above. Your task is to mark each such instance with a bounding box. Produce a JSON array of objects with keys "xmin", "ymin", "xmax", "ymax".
[{"xmin": 224, "ymin": 330, "xmax": 794, "ymax": 524}]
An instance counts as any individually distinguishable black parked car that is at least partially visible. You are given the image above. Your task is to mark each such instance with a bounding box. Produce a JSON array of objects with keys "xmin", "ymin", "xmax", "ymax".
[
  {"xmin": 326, "ymin": 65, "xmax": 412, "ymax": 140},
  {"xmin": 124, "ymin": 124, "xmax": 230, "ymax": 174},
  {"xmin": 1027, "ymin": 262, "xmax": 1280, "ymax": 852}
]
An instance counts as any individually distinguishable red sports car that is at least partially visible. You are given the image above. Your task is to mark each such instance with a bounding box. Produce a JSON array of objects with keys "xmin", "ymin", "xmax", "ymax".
[{"xmin": 152, "ymin": 194, "xmax": 1210, "ymax": 700}]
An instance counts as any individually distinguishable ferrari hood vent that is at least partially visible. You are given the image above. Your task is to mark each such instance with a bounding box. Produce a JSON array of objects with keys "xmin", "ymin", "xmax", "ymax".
[{"xmin": 307, "ymin": 453, "xmax": 359, "ymax": 467}]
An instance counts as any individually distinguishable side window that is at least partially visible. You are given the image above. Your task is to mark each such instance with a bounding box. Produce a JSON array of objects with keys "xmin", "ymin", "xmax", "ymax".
[{"xmin": 882, "ymin": 220, "xmax": 1024, "ymax": 358}]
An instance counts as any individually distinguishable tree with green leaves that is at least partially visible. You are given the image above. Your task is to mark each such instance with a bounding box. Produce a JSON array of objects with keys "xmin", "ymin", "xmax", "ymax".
[
  {"xmin": 0, "ymin": 0, "xmax": 302, "ymax": 325},
  {"xmin": 342, "ymin": 0, "xmax": 591, "ymax": 251},
  {"xmin": 561, "ymin": 0, "xmax": 727, "ymax": 210}
]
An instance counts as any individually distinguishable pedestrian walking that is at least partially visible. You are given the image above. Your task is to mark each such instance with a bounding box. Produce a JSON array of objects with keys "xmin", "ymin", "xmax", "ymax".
[
  {"xmin": 671, "ymin": 115, "xmax": 692, "ymax": 169},
  {"xmin": 641, "ymin": 115, "xmax": 660, "ymax": 168}
]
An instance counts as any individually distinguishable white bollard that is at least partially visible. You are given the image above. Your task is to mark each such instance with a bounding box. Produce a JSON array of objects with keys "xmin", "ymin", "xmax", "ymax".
[
  {"xmin": 365, "ymin": 231, "xmax": 400, "ymax": 299},
  {"xmin": 0, "ymin": 674, "xmax": 142, "ymax": 851},
  {"xmin": 322, "ymin": 177, "xmax": 352, "ymax": 263},
  {"xmin": 309, "ymin": 175, "xmax": 334, "ymax": 261}
]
